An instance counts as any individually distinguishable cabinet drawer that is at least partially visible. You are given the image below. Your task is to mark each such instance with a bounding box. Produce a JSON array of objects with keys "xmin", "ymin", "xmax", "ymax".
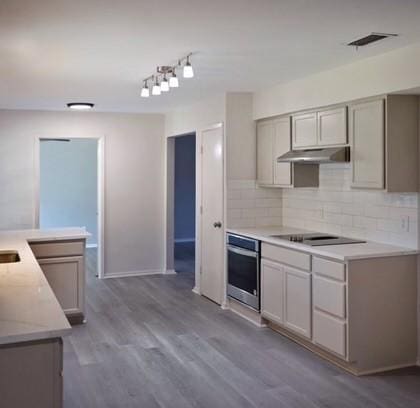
[
  {"xmin": 313, "ymin": 310, "xmax": 346, "ymax": 358},
  {"xmin": 313, "ymin": 276, "xmax": 346, "ymax": 318},
  {"xmin": 30, "ymin": 240, "xmax": 84, "ymax": 259},
  {"xmin": 313, "ymin": 257, "xmax": 345, "ymax": 281},
  {"xmin": 262, "ymin": 243, "xmax": 310, "ymax": 271}
]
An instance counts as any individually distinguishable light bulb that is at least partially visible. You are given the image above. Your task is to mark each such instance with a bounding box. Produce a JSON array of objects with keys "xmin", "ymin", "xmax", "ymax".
[
  {"xmin": 152, "ymin": 78, "xmax": 161, "ymax": 95},
  {"xmin": 183, "ymin": 58, "xmax": 194, "ymax": 78},
  {"xmin": 169, "ymin": 72, "xmax": 179, "ymax": 88},
  {"xmin": 141, "ymin": 82, "xmax": 149, "ymax": 98},
  {"xmin": 161, "ymin": 76, "xmax": 169, "ymax": 92}
]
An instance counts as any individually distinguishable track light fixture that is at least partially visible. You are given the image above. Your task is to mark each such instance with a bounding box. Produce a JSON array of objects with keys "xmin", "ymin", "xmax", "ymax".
[
  {"xmin": 152, "ymin": 76, "xmax": 161, "ymax": 96},
  {"xmin": 140, "ymin": 80, "xmax": 150, "ymax": 98},
  {"xmin": 183, "ymin": 56, "xmax": 194, "ymax": 78},
  {"xmin": 140, "ymin": 53, "xmax": 194, "ymax": 99}
]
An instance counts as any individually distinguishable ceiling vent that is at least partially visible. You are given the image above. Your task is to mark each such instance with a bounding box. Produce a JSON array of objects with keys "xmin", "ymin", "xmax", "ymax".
[{"xmin": 347, "ymin": 32, "xmax": 398, "ymax": 48}]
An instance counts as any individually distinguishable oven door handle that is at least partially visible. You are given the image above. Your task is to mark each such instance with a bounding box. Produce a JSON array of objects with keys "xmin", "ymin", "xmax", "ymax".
[{"xmin": 227, "ymin": 245, "xmax": 258, "ymax": 258}]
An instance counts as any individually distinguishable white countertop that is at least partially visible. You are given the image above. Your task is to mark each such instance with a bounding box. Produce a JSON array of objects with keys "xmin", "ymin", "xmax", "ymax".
[
  {"xmin": 0, "ymin": 228, "xmax": 90, "ymax": 345},
  {"xmin": 226, "ymin": 226, "xmax": 418, "ymax": 261}
]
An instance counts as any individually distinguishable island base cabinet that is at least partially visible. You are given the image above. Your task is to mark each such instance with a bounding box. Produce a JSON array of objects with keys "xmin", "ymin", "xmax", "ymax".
[
  {"xmin": 38, "ymin": 256, "xmax": 84, "ymax": 323},
  {"xmin": 0, "ymin": 338, "xmax": 63, "ymax": 408}
]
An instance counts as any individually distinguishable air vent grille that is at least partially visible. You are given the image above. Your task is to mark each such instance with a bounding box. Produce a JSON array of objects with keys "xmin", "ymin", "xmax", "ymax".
[{"xmin": 347, "ymin": 32, "xmax": 397, "ymax": 47}]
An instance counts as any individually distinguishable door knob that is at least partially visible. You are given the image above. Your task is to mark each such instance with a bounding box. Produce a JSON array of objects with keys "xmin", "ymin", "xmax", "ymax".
[{"xmin": 213, "ymin": 221, "xmax": 222, "ymax": 228}]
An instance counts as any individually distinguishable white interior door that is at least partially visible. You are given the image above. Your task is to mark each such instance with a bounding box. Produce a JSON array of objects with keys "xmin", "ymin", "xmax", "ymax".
[{"xmin": 200, "ymin": 124, "xmax": 224, "ymax": 305}]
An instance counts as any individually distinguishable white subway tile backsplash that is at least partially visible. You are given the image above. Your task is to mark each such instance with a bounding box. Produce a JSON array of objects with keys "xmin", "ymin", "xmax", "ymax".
[{"xmin": 227, "ymin": 165, "xmax": 418, "ymax": 249}]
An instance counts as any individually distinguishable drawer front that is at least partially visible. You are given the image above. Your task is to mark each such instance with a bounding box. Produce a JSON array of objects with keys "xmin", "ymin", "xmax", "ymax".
[
  {"xmin": 262, "ymin": 243, "xmax": 310, "ymax": 271},
  {"xmin": 313, "ymin": 310, "xmax": 346, "ymax": 358},
  {"xmin": 313, "ymin": 257, "xmax": 345, "ymax": 281},
  {"xmin": 313, "ymin": 276, "xmax": 346, "ymax": 318},
  {"xmin": 30, "ymin": 240, "xmax": 84, "ymax": 259}
]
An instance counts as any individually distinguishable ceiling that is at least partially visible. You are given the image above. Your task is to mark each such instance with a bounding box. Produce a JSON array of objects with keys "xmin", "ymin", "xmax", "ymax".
[{"xmin": 1, "ymin": 0, "xmax": 420, "ymax": 113}]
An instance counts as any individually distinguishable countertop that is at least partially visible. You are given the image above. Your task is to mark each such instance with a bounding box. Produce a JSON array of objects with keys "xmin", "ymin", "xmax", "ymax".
[
  {"xmin": 226, "ymin": 226, "xmax": 418, "ymax": 262},
  {"xmin": 0, "ymin": 228, "xmax": 90, "ymax": 346}
]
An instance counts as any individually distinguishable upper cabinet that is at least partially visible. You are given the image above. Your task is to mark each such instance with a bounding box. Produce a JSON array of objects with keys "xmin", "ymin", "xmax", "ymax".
[
  {"xmin": 292, "ymin": 106, "xmax": 347, "ymax": 149},
  {"xmin": 350, "ymin": 95, "xmax": 418, "ymax": 192},
  {"xmin": 292, "ymin": 112, "xmax": 317, "ymax": 148},
  {"xmin": 317, "ymin": 107, "xmax": 348, "ymax": 146},
  {"xmin": 257, "ymin": 116, "xmax": 318, "ymax": 188}
]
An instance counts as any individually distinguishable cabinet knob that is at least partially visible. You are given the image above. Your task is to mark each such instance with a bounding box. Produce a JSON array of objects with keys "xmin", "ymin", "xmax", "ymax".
[{"xmin": 213, "ymin": 221, "xmax": 222, "ymax": 228}]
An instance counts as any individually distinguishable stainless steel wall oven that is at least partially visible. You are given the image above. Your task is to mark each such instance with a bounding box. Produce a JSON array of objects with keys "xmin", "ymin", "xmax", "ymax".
[{"xmin": 227, "ymin": 233, "xmax": 260, "ymax": 311}]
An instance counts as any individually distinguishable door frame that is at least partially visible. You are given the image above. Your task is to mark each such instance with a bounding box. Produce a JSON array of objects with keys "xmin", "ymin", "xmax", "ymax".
[
  {"xmin": 33, "ymin": 135, "xmax": 105, "ymax": 279},
  {"xmin": 165, "ymin": 123, "xmax": 226, "ymax": 303}
]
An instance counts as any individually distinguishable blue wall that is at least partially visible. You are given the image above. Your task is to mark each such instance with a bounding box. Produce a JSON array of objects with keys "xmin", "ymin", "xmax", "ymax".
[
  {"xmin": 40, "ymin": 138, "xmax": 98, "ymax": 245},
  {"xmin": 174, "ymin": 134, "xmax": 196, "ymax": 242}
]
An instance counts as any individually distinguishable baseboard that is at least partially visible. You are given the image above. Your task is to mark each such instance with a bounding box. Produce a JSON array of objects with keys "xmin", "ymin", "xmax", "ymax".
[
  {"xmin": 86, "ymin": 243, "xmax": 98, "ymax": 248},
  {"xmin": 164, "ymin": 269, "xmax": 177, "ymax": 275},
  {"xmin": 192, "ymin": 286, "xmax": 200, "ymax": 295},
  {"xmin": 103, "ymin": 269, "xmax": 166, "ymax": 279},
  {"xmin": 174, "ymin": 238, "xmax": 195, "ymax": 243}
]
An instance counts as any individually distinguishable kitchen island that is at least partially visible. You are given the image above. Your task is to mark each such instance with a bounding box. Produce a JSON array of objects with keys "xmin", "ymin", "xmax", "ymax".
[{"xmin": 0, "ymin": 228, "xmax": 90, "ymax": 408}]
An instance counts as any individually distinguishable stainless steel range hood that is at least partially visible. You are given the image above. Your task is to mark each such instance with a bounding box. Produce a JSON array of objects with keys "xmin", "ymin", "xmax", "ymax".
[{"xmin": 277, "ymin": 146, "xmax": 350, "ymax": 164}]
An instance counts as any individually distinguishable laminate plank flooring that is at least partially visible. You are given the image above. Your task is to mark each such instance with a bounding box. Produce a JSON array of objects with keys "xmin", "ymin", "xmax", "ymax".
[{"xmin": 64, "ymin": 249, "xmax": 420, "ymax": 408}]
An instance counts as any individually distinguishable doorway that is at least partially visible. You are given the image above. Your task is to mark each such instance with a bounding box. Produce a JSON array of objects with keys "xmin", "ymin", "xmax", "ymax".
[
  {"xmin": 38, "ymin": 137, "xmax": 104, "ymax": 278},
  {"xmin": 173, "ymin": 134, "xmax": 196, "ymax": 285}
]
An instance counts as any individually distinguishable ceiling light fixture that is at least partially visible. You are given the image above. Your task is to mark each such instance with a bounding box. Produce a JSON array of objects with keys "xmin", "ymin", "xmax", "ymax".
[
  {"xmin": 67, "ymin": 102, "xmax": 94, "ymax": 110},
  {"xmin": 183, "ymin": 56, "xmax": 194, "ymax": 78},
  {"xmin": 152, "ymin": 76, "xmax": 161, "ymax": 96},
  {"xmin": 140, "ymin": 53, "xmax": 194, "ymax": 99},
  {"xmin": 141, "ymin": 80, "xmax": 150, "ymax": 98},
  {"xmin": 160, "ymin": 75, "xmax": 169, "ymax": 92},
  {"xmin": 169, "ymin": 71, "xmax": 179, "ymax": 88}
]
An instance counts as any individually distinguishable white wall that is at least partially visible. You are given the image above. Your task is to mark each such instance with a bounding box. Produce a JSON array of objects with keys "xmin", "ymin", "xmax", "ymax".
[
  {"xmin": 40, "ymin": 138, "xmax": 98, "ymax": 245},
  {"xmin": 0, "ymin": 109, "xmax": 165, "ymax": 277},
  {"xmin": 254, "ymin": 42, "xmax": 420, "ymax": 120}
]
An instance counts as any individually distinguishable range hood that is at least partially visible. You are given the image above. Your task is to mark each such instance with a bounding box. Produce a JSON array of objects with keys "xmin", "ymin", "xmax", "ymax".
[{"xmin": 277, "ymin": 146, "xmax": 350, "ymax": 164}]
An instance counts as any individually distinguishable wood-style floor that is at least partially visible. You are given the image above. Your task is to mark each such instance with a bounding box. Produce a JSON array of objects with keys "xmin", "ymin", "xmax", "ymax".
[{"xmin": 64, "ymin": 249, "xmax": 420, "ymax": 408}]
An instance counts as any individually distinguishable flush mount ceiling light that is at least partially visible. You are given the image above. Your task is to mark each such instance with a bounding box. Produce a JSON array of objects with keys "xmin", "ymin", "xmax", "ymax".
[
  {"xmin": 67, "ymin": 102, "xmax": 94, "ymax": 110},
  {"xmin": 140, "ymin": 53, "xmax": 194, "ymax": 99}
]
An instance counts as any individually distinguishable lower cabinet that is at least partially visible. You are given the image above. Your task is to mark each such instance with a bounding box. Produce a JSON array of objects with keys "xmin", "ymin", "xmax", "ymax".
[
  {"xmin": 261, "ymin": 259, "xmax": 311, "ymax": 339},
  {"xmin": 0, "ymin": 338, "xmax": 63, "ymax": 408},
  {"xmin": 283, "ymin": 266, "xmax": 311, "ymax": 339},
  {"xmin": 38, "ymin": 256, "xmax": 84, "ymax": 317},
  {"xmin": 261, "ymin": 259, "xmax": 284, "ymax": 325},
  {"xmin": 313, "ymin": 310, "xmax": 346, "ymax": 357},
  {"xmin": 30, "ymin": 239, "xmax": 86, "ymax": 324}
]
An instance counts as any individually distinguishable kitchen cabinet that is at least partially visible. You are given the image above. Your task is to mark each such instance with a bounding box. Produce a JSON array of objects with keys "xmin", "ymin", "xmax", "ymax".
[
  {"xmin": 261, "ymin": 259, "xmax": 284, "ymax": 325},
  {"xmin": 283, "ymin": 265, "xmax": 311, "ymax": 338},
  {"xmin": 30, "ymin": 239, "xmax": 86, "ymax": 324},
  {"xmin": 260, "ymin": 242, "xmax": 417, "ymax": 375},
  {"xmin": 0, "ymin": 338, "xmax": 63, "ymax": 408},
  {"xmin": 350, "ymin": 95, "xmax": 419, "ymax": 192},
  {"xmin": 257, "ymin": 117, "xmax": 318, "ymax": 188},
  {"xmin": 292, "ymin": 112, "xmax": 317, "ymax": 148},
  {"xmin": 317, "ymin": 107, "xmax": 347, "ymax": 146},
  {"xmin": 292, "ymin": 106, "xmax": 347, "ymax": 149},
  {"xmin": 256, "ymin": 120, "xmax": 275, "ymax": 186},
  {"xmin": 349, "ymin": 99, "xmax": 385, "ymax": 189},
  {"xmin": 38, "ymin": 256, "xmax": 84, "ymax": 317}
]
